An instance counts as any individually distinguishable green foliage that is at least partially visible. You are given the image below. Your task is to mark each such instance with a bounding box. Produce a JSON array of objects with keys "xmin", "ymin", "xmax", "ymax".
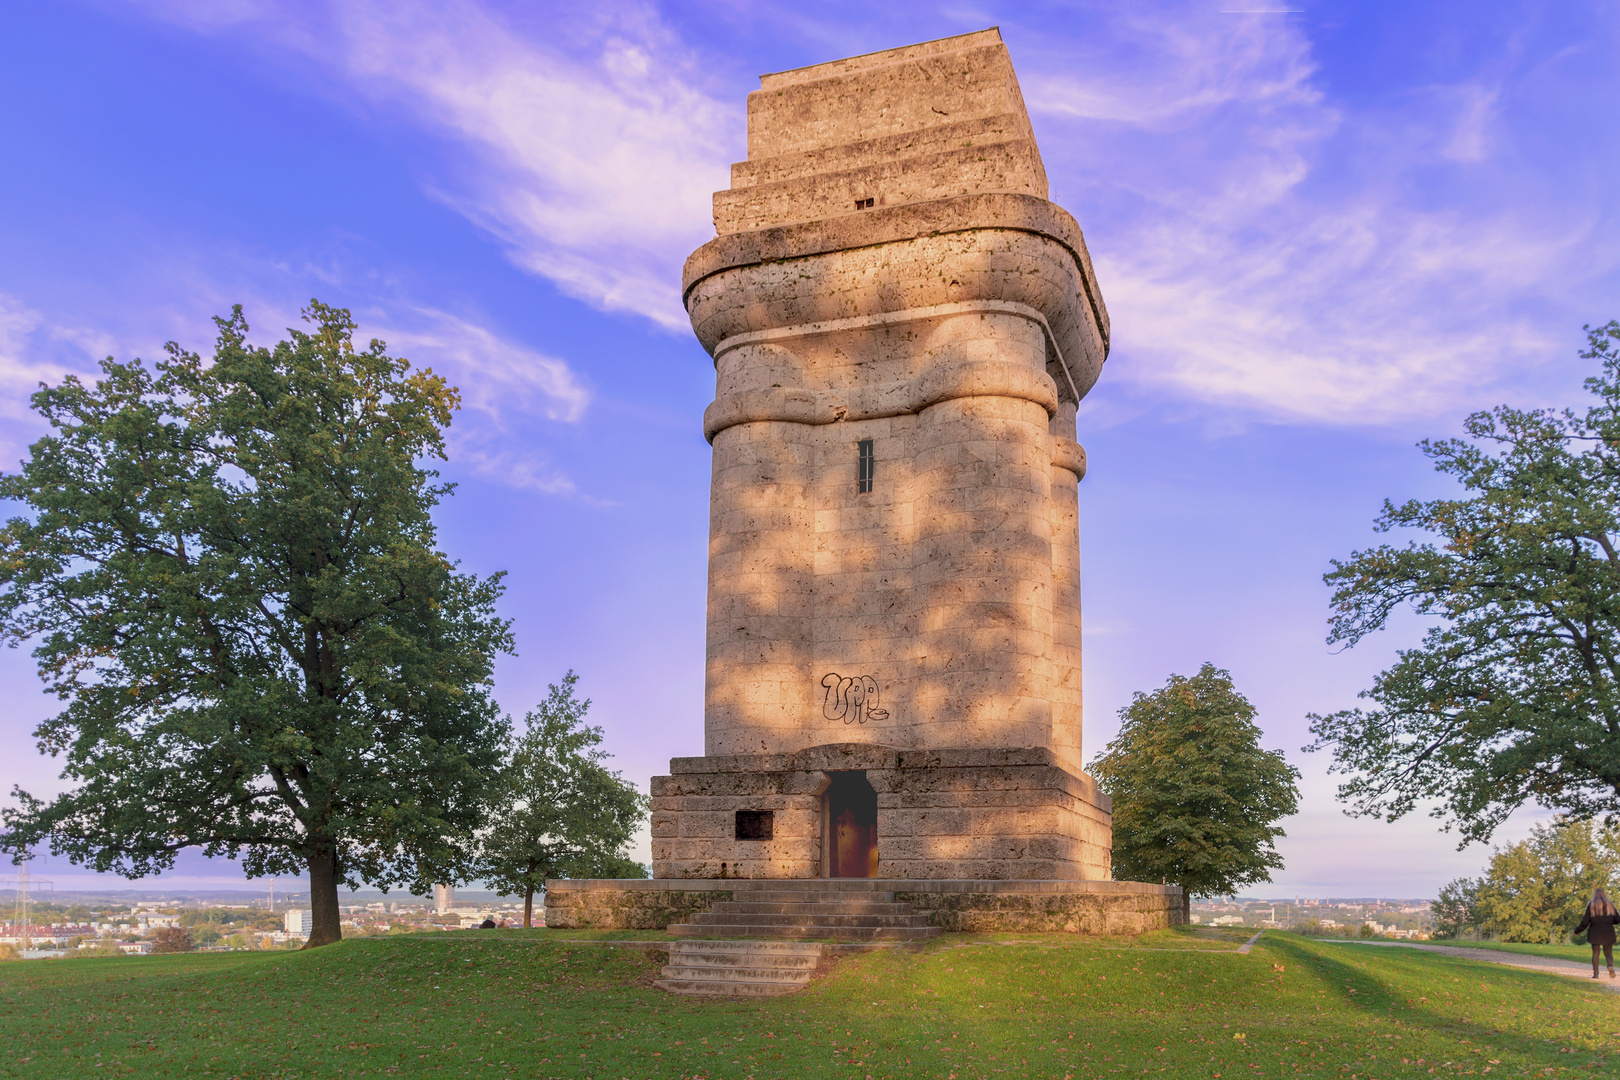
[
  {"xmin": 1307, "ymin": 322, "xmax": 1620, "ymax": 843},
  {"xmin": 0, "ymin": 303, "xmax": 513, "ymax": 946},
  {"xmin": 481, "ymin": 673, "xmax": 649, "ymax": 922},
  {"xmin": 1474, "ymin": 818, "xmax": 1620, "ymax": 943},
  {"xmin": 1430, "ymin": 876, "xmax": 1481, "ymax": 939},
  {"xmin": 1090, "ymin": 664, "xmax": 1301, "ymax": 908},
  {"xmin": 1428, "ymin": 819, "xmax": 1620, "ymax": 943},
  {"xmin": 63, "ymin": 939, "xmax": 121, "ymax": 959}
]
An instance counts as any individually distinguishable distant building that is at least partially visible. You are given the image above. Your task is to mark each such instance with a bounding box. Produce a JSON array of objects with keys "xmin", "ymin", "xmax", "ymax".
[
  {"xmin": 284, "ymin": 910, "xmax": 313, "ymax": 938},
  {"xmin": 434, "ymin": 884, "xmax": 455, "ymax": 914}
]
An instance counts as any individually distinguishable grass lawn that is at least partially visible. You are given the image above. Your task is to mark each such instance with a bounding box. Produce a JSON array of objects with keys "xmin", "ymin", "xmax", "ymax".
[{"xmin": 2, "ymin": 928, "xmax": 1616, "ymax": 1079}]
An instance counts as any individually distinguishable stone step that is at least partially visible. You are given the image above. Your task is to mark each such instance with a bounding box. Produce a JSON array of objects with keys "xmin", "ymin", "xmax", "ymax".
[
  {"xmin": 667, "ymin": 922, "xmax": 942, "ymax": 941},
  {"xmin": 735, "ymin": 887, "xmax": 900, "ymax": 906},
  {"xmin": 656, "ymin": 940, "xmax": 827, "ymax": 998},
  {"xmin": 684, "ymin": 911, "xmax": 933, "ymax": 928},
  {"xmin": 709, "ymin": 901, "xmax": 913, "ymax": 916},
  {"xmin": 723, "ymin": 891, "xmax": 898, "ymax": 905},
  {"xmin": 667, "ymin": 951, "xmax": 821, "ymax": 971},
  {"xmin": 653, "ymin": 977, "xmax": 809, "ymax": 997},
  {"xmin": 730, "ymin": 878, "xmax": 896, "ymax": 888},
  {"xmin": 667, "ymin": 939, "xmax": 825, "ymax": 957},
  {"xmin": 661, "ymin": 963, "xmax": 816, "ymax": 982}
]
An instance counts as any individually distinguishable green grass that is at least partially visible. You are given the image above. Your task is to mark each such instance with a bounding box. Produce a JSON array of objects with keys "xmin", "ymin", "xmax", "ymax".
[{"xmin": 2, "ymin": 927, "xmax": 1616, "ymax": 1078}]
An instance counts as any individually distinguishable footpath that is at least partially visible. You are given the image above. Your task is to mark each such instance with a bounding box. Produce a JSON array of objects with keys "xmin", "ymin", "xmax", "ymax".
[{"xmin": 1328, "ymin": 939, "xmax": 1620, "ymax": 992}]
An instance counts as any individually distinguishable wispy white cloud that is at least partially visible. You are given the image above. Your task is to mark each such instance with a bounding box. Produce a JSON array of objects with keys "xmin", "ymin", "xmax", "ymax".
[
  {"xmin": 234, "ymin": 298, "xmax": 593, "ymax": 494},
  {"xmin": 1440, "ymin": 83, "xmax": 1501, "ymax": 163},
  {"xmin": 119, "ymin": 0, "xmax": 1619, "ymax": 425},
  {"xmin": 370, "ymin": 306, "xmax": 590, "ymax": 424},
  {"xmin": 365, "ymin": 305, "xmax": 590, "ymax": 494},
  {"xmin": 126, "ymin": 0, "xmax": 734, "ymax": 330},
  {"xmin": 1020, "ymin": 5, "xmax": 1615, "ymax": 425},
  {"xmin": 0, "ymin": 279, "xmax": 592, "ymax": 495},
  {"xmin": 0, "ymin": 294, "xmax": 105, "ymax": 463}
]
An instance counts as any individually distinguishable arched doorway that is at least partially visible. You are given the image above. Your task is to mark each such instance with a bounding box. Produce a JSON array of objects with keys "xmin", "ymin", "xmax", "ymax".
[{"xmin": 823, "ymin": 771, "xmax": 879, "ymax": 878}]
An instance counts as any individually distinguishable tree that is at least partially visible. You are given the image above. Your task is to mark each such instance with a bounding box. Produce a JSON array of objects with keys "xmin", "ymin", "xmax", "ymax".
[
  {"xmin": 0, "ymin": 303, "xmax": 512, "ymax": 948},
  {"xmin": 481, "ymin": 672, "xmax": 649, "ymax": 927},
  {"xmin": 1473, "ymin": 818, "xmax": 1620, "ymax": 943},
  {"xmin": 150, "ymin": 927, "xmax": 194, "ymax": 954},
  {"xmin": 1089, "ymin": 663, "xmax": 1301, "ymax": 923},
  {"xmin": 65, "ymin": 938, "xmax": 122, "ymax": 959},
  {"xmin": 1430, "ymin": 877, "xmax": 1480, "ymax": 940},
  {"xmin": 1307, "ymin": 323, "xmax": 1620, "ymax": 845}
]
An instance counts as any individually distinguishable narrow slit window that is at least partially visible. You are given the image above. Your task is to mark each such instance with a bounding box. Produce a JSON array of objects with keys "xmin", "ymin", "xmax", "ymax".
[{"xmin": 858, "ymin": 439, "xmax": 875, "ymax": 493}]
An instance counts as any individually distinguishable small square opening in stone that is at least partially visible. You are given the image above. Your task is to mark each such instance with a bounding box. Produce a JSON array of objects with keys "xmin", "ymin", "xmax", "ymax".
[
  {"xmin": 855, "ymin": 197, "xmax": 875, "ymax": 210},
  {"xmin": 735, "ymin": 809, "xmax": 774, "ymax": 841}
]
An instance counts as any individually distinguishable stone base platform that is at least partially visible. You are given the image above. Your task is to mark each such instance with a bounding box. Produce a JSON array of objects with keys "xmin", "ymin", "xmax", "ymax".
[
  {"xmin": 544, "ymin": 877, "xmax": 1182, "ymax": 935},
  {"xmin": 651, "ymin": 743, "xmax": 1113, "ymax": 880}
]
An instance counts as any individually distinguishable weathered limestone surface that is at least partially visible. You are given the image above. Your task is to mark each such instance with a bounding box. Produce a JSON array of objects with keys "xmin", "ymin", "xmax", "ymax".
[
  {"xmin": 545, "ymin": 878, "xmax": 1182, "ymax": 933},
  {"xmin": 648, "ymin": 28, "xmax": 1116, "ymax": 891},
  {"xmin": 544, "ymin": 880, "xmax": 737, "ymax": 931},
  {"xmin": 652, "ymin": 743, "xmax": 1110, "ymax": 880},
  {"xmin": 893, "ymin": 880, "xmax": 1179, "ymax": 935}
]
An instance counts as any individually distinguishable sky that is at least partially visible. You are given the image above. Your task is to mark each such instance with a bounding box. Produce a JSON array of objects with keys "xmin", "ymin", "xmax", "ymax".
[{"xmin": 1, "ymin": 0, "xmax": 1617, "ymax": 900}]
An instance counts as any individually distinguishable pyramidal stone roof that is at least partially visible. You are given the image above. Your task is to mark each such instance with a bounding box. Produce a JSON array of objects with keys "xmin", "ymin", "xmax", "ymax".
[{"xmin": 714, "ymin": 28, "xmax": 1050, "ymax": 235}]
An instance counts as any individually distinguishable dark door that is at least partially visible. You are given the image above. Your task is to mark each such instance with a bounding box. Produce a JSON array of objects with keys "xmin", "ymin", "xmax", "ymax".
[{"xmin": 825, "ymin": 771, "xmax": 879, "ymax": 878}]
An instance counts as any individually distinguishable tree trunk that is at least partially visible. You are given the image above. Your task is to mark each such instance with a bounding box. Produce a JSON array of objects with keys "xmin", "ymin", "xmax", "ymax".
[
  {"xmin": 523, "ymin": 886, "xmax": 533, "ymax": 929},
  {"xmin": 1181, "ymin": 887, "xmax": 1191, "ymax": 926},
  {"xmin": 304, "ymin": 846, "xmax": 343, "ymax": 949}
]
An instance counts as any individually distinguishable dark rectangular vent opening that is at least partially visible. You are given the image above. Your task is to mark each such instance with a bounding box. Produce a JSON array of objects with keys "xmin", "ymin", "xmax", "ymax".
[
  {"xmin": 858, "ymin": 439, "xmax": 875, "ymax": 493},
  {"xmin": 855, "ymin": 197, "xmax": 875, "ymax": 209},
  {"xmin": 735, "ymin": 810, "xmax": 774, "ymax": 841}
]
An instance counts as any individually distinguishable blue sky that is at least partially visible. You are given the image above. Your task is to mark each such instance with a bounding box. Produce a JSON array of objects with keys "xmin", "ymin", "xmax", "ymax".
[{"xmin": 2, "ymin": 0, "xmax": 1616, "ymax": 898}]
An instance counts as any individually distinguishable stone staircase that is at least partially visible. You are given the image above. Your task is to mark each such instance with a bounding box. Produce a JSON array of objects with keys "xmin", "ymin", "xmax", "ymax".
[
  {"xmin": 655, "ymin": 881, "xmax": 941, "ymax": 996},
  {"xmin": 653, "ymin": 940, "xmax": 824, "ymax": 997}
]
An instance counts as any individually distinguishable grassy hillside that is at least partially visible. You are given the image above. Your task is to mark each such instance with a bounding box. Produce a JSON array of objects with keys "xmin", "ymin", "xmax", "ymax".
[{"xmin": 2, "ymin": 928, "xmax": 1615, "ymax": 1078}]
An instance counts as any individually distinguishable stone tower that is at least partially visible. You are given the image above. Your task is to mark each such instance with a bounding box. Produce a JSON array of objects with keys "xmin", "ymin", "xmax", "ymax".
[{"xmin": 652, "ymin": 28, "xmax": 1113, "ymax": 881}]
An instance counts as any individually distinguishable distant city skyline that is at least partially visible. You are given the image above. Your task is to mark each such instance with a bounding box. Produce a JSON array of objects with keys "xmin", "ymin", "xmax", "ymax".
[{"xmin": 2, "ymin": 1, "xmax": 1617, "ymax": 897}]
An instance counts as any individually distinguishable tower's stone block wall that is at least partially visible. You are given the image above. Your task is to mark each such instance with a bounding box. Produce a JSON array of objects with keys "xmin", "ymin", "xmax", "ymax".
[
  {"xmin": 652, "ymin": 28, "xmax": 1115, "ymax": 883},
  {"xmin": 651, "ymin": 743, "xmax": 1111, "ymax": 881}
]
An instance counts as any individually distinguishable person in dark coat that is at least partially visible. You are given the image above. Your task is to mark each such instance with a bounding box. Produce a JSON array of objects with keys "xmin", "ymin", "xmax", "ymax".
[{"xmin": 1574, "ymin": 887, "xmax": 1618, "ymax": 979}]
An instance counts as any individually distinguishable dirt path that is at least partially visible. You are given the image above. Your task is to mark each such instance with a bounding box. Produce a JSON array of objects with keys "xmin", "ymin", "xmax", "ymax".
[{"xmin": 1327, "ymin": 939, "xmax": 1620, "ymax": 991}]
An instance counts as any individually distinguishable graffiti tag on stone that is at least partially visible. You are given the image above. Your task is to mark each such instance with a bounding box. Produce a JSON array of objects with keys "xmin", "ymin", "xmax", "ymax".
[{"xmin": 820, "ymin": 673, "xmax": 889, "ymax": 724}]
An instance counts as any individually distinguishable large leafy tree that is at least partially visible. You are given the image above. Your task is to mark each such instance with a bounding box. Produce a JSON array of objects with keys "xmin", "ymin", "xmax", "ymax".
[
  {"xmin": 1429, "ymin": 877, "xmax": 1481, "ymax": 940},
  {"xmin": 0, "ymin": 303, "xmax": 512, "ymax": 947},
  {"xmin": 1473, "ymin": 818, "xmax": 1620, "ymax": 943},
  {"xmin": 1433, "ymin": 819, "xmax": 1620, "ymax": 943},
  {"xmin": 1089, "ymin": 663, "xmax": 1301, "ymax": 922},
  {"xmin": 1307, "ymin": 321, "xmax": 1620, "ymax": 845},
  {"xmin": 482, "ymin": 672, "xmax": 648, "ymax": 927}
]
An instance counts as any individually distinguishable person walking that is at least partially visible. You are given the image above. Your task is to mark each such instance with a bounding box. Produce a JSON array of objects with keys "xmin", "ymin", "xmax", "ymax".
[{"xmin": 1574, "ymin": 887, "xmax": 1619, "ymax": 979}]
